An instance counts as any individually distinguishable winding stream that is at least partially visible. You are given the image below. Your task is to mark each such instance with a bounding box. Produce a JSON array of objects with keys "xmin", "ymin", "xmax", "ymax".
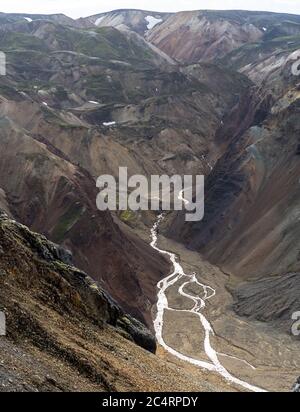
[{"xmin": 151, "ymin": 211, "xmax": 266, "ymax": 392}]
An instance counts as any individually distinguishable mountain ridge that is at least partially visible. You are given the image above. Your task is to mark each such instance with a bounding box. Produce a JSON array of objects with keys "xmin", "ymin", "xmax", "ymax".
[{"xmin": 0, "ymin": 7, "xmax": 299, "ymax": 392}]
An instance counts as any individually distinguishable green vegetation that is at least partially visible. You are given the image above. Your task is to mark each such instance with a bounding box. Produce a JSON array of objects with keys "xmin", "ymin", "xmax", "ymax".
[
  {"xmin": 24, "ymin": 153, "xmax": 49, "ymax": 169},
  {"xmin": 43, "ymin": 25, "xmax": 155, "ymax": 63},
  {"xmin": 221, "ymin": 33, "xmax": 300, "ymax": 71},
  {"xmin": 120, "ymin": 209, "xmax": 135, "ymax": 223},
  {"xmin": 84, "ymin": 74, "xmax": 125, "ymax": 103},
  {"xmin": 52, "ymin": 203, "xmax": 84, "ymax": 242},
  {"xmin": 54, "ymin": 86, "xmax": 68, "ymax": 101},
  {"xmin": 0, "ymin": 33, "xmax": 48, "ymax": 52},
  {"xmin": 202, "ymin": 9, "xmax": 300, "ymax": 26},
  {"xmin": 0, "ymin": 83, "xmax": 23, "ymax": 100},
  {"xmin": 41, "ymin": 106, "xmax": 83, "ymax": 129}
]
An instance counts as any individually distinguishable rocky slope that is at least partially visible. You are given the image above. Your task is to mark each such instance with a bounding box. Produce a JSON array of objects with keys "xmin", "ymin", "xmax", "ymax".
[
  {"xmin": 80, "ymin": 9, "xmax": 171, "ymax": 34},
  {"xmin": 0, "ymin": 14, "xmax": 252, "ymax": 326},
  {"xmin": 80, "ymin": 9, "xmax": 300, "ymax": 65},
  {"xmin": 0, "ymin": 112, "xmax": 173, "ymax": 325},
  {"xmin": 0, "ymin": 17, "xmax": 180, "ymax": 325},
  {"xmin": 147, "ymin": 10, "xmax": 300, "ymax": 63},
  {"xmin": 168, "ymin": 30, "xmax": 300, "ymax": 334},
  {"xmin": 221, "ymin": 27, "xmax": 300, "ymax": 84},
  {"xmin": 0, "ymin": 210, "xmax": 239, "ymax": 392},
  {"xmin": 81, "ymin": 9, "xmax": 300, "ymax": 65}
]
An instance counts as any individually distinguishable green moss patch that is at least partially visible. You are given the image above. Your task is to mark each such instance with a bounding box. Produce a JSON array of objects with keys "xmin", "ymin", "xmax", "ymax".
[{"xmin": 52, "ymin": 203, "xmax": 84, "ymax": 243}]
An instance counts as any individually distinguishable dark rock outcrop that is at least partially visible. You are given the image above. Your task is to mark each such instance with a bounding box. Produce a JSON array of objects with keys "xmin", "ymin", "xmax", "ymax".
[
  {"xmin": 117, "ymin": 315, "xmax": 157, "ymax": 353},
  {"xmin": 293, "ymin": 377, "xmax": 300, "ymax": 392}
]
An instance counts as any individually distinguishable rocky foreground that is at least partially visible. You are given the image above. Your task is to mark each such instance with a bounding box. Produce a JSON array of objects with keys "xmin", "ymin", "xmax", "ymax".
[{"xmin": 0, "ymin": 210, "xmax": 243, "ymax": 392}]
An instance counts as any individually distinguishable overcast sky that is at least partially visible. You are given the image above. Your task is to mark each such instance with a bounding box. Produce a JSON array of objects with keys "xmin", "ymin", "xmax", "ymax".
[{"xmin": 0, "ymin": 0, "xmax": 299, "ymax": 18}]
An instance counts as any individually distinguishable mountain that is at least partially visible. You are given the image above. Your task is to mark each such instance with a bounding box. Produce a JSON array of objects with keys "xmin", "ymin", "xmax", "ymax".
[
  {"xmin": 83, "ymin": 9, "xmax": 300, "ymax": 63},
  {"xmin": 148, "ymin": 10, "xmax": 300, "ymax": 62},
  {"xmin": 0, "ymin": 18, "xmax": 176, "ymax": 326},
  {"xmin": 168, "ymin": 24, "xmax": 300, "ymax": 333},
  {"xmin": 221, "ymin": 24, "xmax": 300, "ymax": 83},
  {"xmin": 0, "ymin": 14, "xmax": 251, "ymax": 326},
  {"xmin": 0, "ymin": 12, "xmax": 78, "ymax": 27},
  {"xmin": 80, "ymin": 9, "xmax": 171, "ymax": 34},
  {"xmin": 0, "ymin": 8, "xmax": 299, "ymax": 392}
]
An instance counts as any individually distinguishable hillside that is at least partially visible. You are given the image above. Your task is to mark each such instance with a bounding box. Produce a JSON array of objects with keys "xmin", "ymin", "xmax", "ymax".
[
  {"xmin": 0, "ymin": 13, "xmax": 252, "ymax": 325},
  {"xmin": 80, "ymin": 9, "xmax": 172, "ymax": 34},
  {"xmin": 168, "ymin": 28, "xmax": 300, "ymax": 334},
  {"xmin": 0, "ymin": 8, "xmax": 300, "ymax": 392},
  {"xmin": 0, "ymin": 210, "xmax": 242, "ymax": 391}
]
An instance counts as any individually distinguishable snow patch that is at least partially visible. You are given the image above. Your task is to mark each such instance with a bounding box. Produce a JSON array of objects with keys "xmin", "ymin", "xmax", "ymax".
[
  {"xmin": 24, "ymin": 17, "xmax": 33, "ymax": 22},
  {"xmin": 88, "ymin": 101, "xmax": 99, "ymax": 105},
  {"xmin": 38, "ymin": 89, "xmax": 48, "ymax": 96},
  {"xmin": 95, "ymin": 16, "xmax": 105, "ymax": 26},
  {"xmin": 42, "ymin": 102, "xmax": 48, "ymax": 106},
  {"xmin": 262, "ymin": 27, "xmax": 267, "ymax": 32},
  {"xmin": 103, "ymin": 121, "xmax": 116, "ymax": 127},
  {"xmin": 287, "ymin": 49, "xmax": 300, "ymax": 62},
  {"xmin": 145, "ymin": 16, "xmax": 162, "ymax": 30}
]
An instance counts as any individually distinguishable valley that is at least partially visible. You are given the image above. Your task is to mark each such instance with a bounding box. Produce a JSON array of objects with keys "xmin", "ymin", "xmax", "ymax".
[
  {"xmin": 150, "ymin": 217, "xmax": 299, "ymax": 392},
  {"xmin": 0, "ymin": 7, "xmax": 299, "ymax": 392}
]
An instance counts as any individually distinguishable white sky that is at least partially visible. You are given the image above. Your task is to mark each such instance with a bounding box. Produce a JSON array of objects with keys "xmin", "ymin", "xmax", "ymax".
[{"xmin": 0, "ymin": 0, "xmax": 299, "ymax": 19}]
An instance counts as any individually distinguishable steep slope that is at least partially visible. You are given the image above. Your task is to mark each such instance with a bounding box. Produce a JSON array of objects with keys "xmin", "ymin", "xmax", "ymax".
[
  {"xmin": 0, "ymin": 12, "xmax": 259, "ymax": 330},
  {"xmin": 80, "ymin": 9, "xmax": 171, "ymax": 34},
  {"xmin": 168, "ymin": 43, "xmax": 300, "ymax": 333},
  {"xmin": 0, "ymin": 12, "xmax": 78, "ymax": 27},
  {"xmin": 147, "ymin": 10, "xmax": 300, "ymax": 63},
  {"xmin": 0, "ymin": 211, "xmax": 238, "ymax": 392},
  {"xmin": 0, "ymin": 18, "xmax": 178, "ymax": 326},
  {"xmin": 0, "ymin": 14, "xmax": 250, "ymax": 178},
  {"xmin": 0, "ymin": 19, "xmax": 169, "ymax": 67},
  {"xmin": 220, "ymin": 19, "xmax": 300, "ymax": 84},
  {"xmin": 0, "ymin": 62, "xmax": 249, "ymax": 180},
  {"xmin": 0, "ymin": 114, "xmax": 170, "ymax": 326}
]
